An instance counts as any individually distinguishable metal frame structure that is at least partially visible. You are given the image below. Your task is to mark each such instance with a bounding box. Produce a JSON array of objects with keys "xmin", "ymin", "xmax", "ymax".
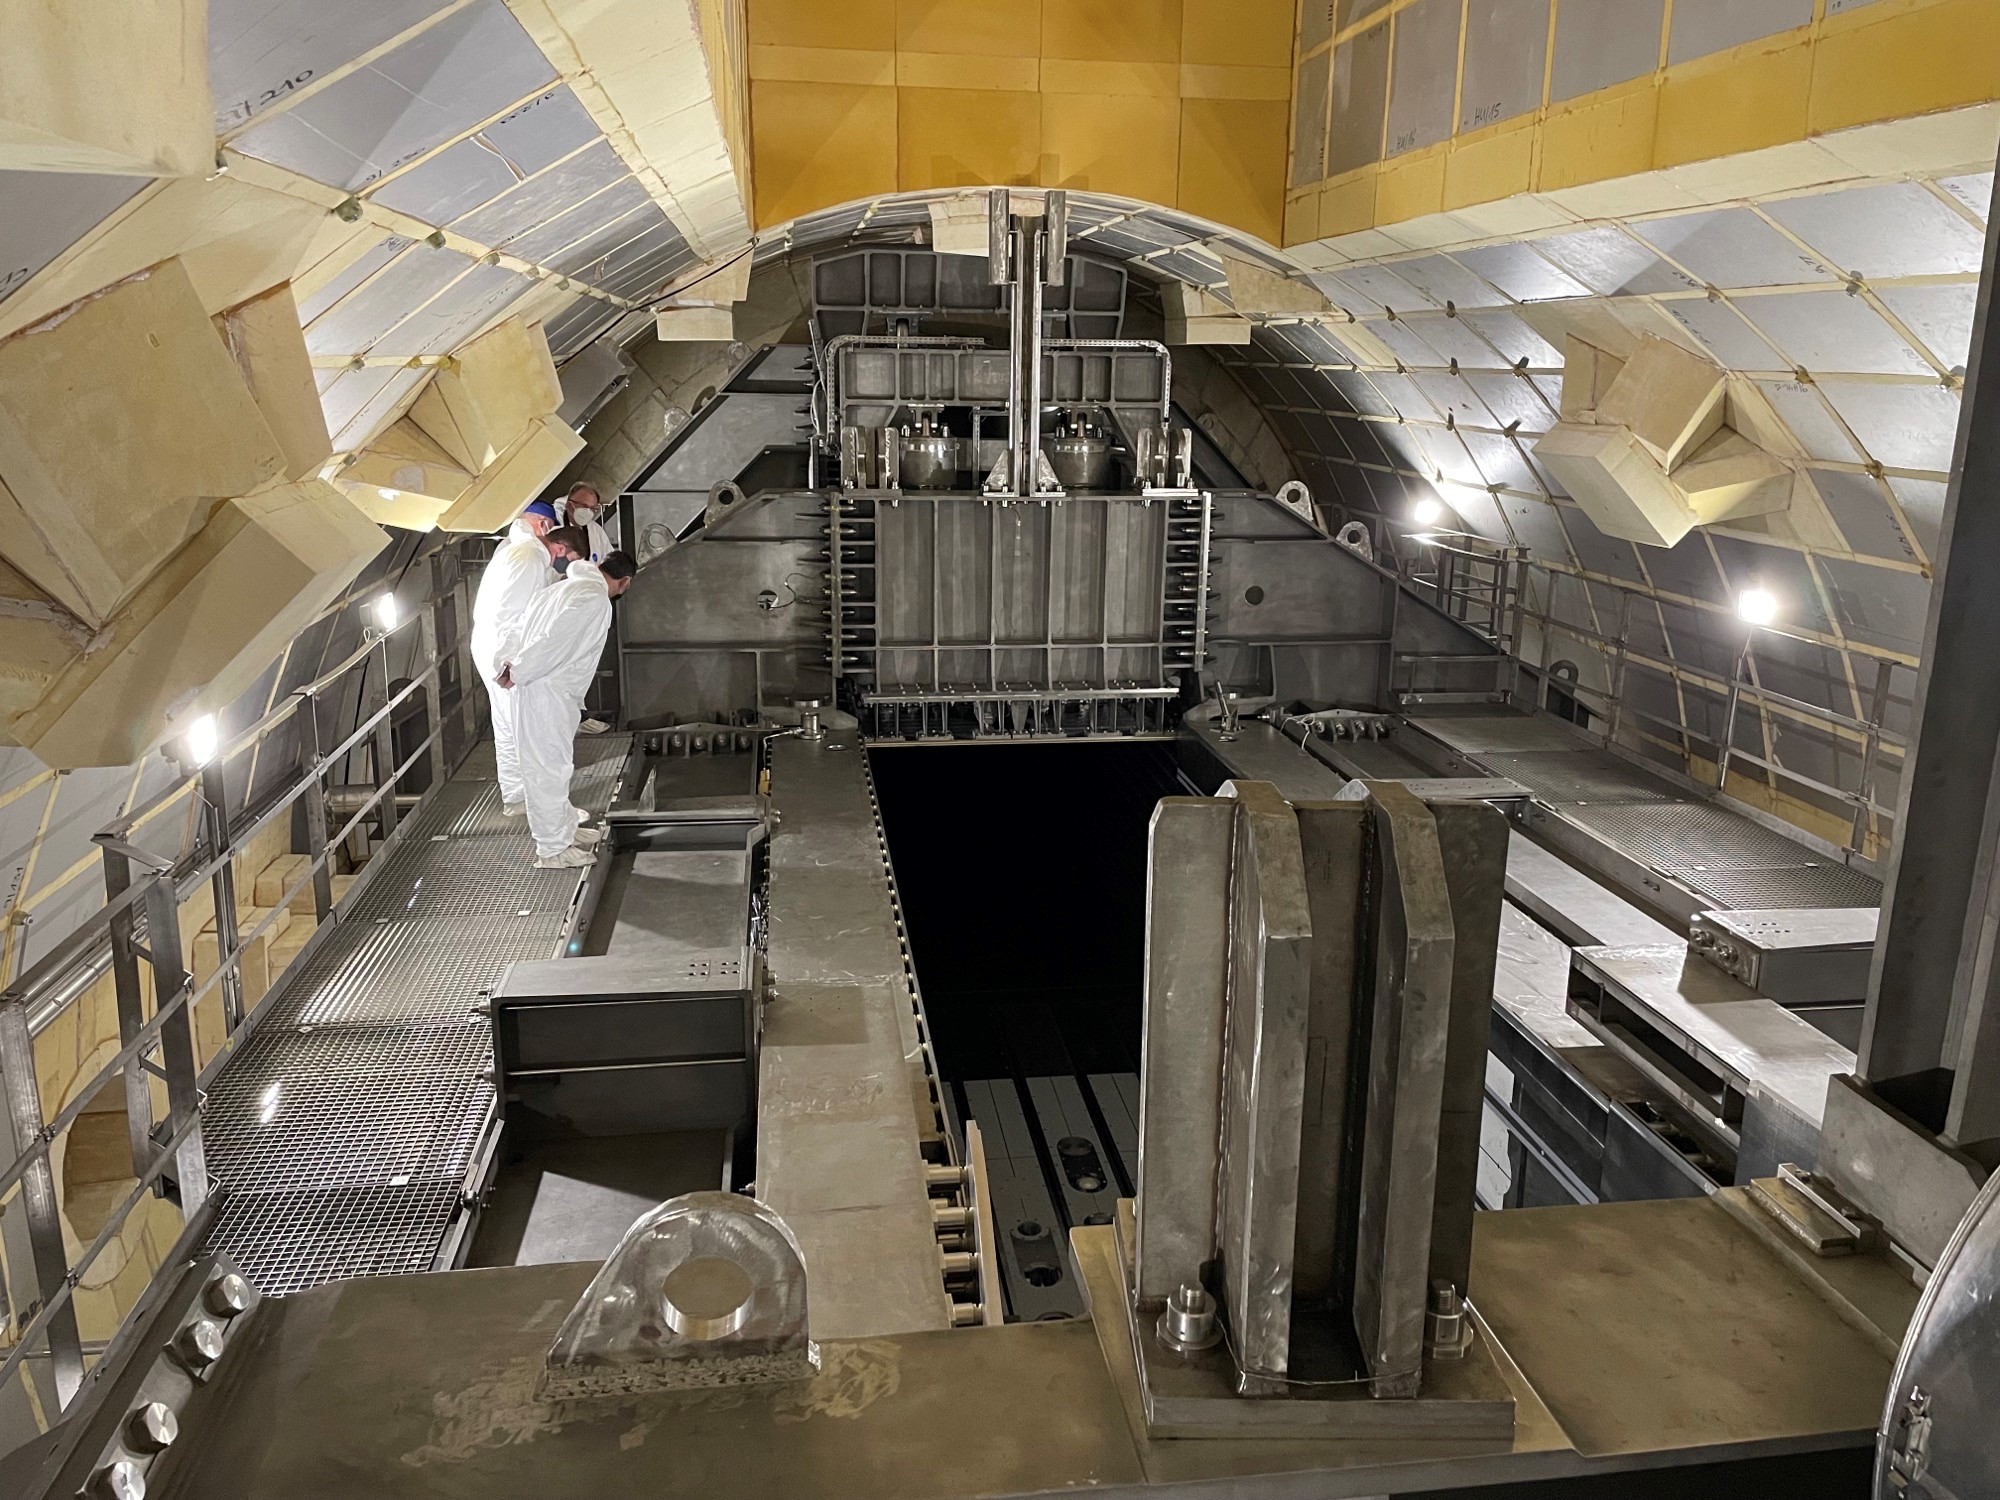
[{"xmin": 0, "ymin": 549, "xmax": 486, "ymax": 1414}]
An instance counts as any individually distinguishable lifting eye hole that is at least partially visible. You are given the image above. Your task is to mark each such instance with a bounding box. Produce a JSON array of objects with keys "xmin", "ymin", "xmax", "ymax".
[{"xmin": 1244, "ymin": 585, "xmax": 1265, "ymax": 606}]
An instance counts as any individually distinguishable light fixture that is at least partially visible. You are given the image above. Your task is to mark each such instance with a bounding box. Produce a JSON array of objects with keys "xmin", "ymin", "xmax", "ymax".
[
  {"xmin": 183, "ymin": 713, "xmax": 220, "ymax": 768},
  {"xmin": 1413, "ymin": 497, "xmax": 1444, "ymax": 526},
  {"xmin": 1736, "ymin": 588, "xmax": 1778, "ymax": 627},
  {"xmin": 372, "ymin": 593, "xmax": 400, "ymax": 632}
]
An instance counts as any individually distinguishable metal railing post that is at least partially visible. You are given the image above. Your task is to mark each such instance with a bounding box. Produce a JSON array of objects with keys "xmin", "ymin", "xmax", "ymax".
[
  {"xmin": 101, "ymin": 847, "xmax": 157, "ymax": 1176},
  {"xmin": 297, "ymin": 691, "xmax": 336, "ymax": 925},
  {"xmin": 1716, "ymin": 641, "xmax": 1752, "ymax": 792},
  {"xmin": 1605, "ymin": 592, "xmax": 1634, "ymax": 747},
  {"xmin": 418, "ymin": 587, "xmax": 448, "ymax": 793},
  {"xmin": 139, "ymin": 879, "xmax": 206, "ymax": 1217},
  {"xmin": 198, "ymin": 762, "xmax": 244, "ymax": 1033},
  {"xmin": 370, "ymin": 636, "xmax": 401, "ymax": 844},
  {"xmin": 0, "ymin": 995, "xmax": 86, "ymax": 1402}
]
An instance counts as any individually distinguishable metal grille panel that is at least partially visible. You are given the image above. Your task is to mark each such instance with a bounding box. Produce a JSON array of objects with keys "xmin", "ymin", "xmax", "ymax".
[
  {"xmin": 203, "ymin": 1024, "xmax": 492, "ymax": 1192},
  {"xmin": 1675, "ymin": 862, "xmax": 1882, "ymax": 911},
  {"xmin": 265, "ymin": 915, "xmax": 565, "ymax": 1025},
  {"xmin": 199, "ymin": 735, "xmax": 633, "ymax": 1293},
  {"xmin": 1410, "ymin": 713, "xmax": 1592, "ymax": 755},
  {"xmin": 1565, "ymin": 800, "xmax": 1824, "ymax": 873},
  {"xmin": 1482, "ymin": 749, "xmax": 1677, "ymax": 805},
  {"xmin": 207, "ymin": 1184, "xmax": 464, "ymax": 1296}
]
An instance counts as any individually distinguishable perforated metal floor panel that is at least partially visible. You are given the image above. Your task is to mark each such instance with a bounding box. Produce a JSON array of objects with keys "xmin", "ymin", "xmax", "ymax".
[
  {"xmin": 1413, "ymin": 712, "xmax": 1882, "ymax": 914},
  {"xmin": 201, "ymin": 735, "xmax": 632, "ymax": 1296}
]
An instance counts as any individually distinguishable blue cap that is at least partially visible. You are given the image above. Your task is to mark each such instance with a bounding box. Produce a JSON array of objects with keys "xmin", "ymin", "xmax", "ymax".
[{"xmin": 521, "ymin": 500, "xmax": 560, "ymax": 522}]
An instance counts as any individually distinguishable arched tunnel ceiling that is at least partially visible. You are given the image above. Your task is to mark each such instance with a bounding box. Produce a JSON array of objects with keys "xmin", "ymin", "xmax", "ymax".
[
  {"xmin": 725, "ymin": 174, "xmax": 1993, "ymax": 847},
  {"xmin": 0, "ymin": 3, "xmax": 1992, "ymax": 975}
]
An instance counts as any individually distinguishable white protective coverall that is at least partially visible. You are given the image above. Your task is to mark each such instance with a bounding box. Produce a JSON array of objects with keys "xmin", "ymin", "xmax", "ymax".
[
  {"xmin": 468, "ymin": 520, "xmax": 554, "ymax": 806},
  {"xmin": 502, "ymin": 560, "xmax": 614, "ymax": 857}
]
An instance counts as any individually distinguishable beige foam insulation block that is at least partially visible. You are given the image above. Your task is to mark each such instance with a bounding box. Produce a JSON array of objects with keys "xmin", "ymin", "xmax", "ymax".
[
  {"xmin": 0, "ymin": 0, "xmax": 210, "ymax": 176},
  {"xmin": 0, "ymin": 258, "xmax": 289, "ymax": 627},
  {"xmin": 215, "ymin": 284, "xmax": 331, "ymax": 482},
  {"xmin": 1535, "ymin": 421, "xmax": 1698, "ymax": 550},
  {"xmin": 655, "ymin": 304, "xmax": 735, "ymax": 341},
  {"xmin": 253, "ymin": 852, "xmax": 310, "ymax": 913},
  {"xmin": 200, "ymin": 903, "xmax": 293, "ymax": 944},
  {"xmin": 409, "ymin": 317, "xmax": 563, "ymax": 472},
  {"xmin": 340, "ymin": 418, "xmax": 475, "ymax": 530},
  {"xmin": 1594, "ymin": 336, "xmax": 1726, "ymax": 472},
  {"xmin": 1166, "ymin": 315, "xmax": 1255, "ymax": 346},
  {"xmin": 11, "ymin": 479, "xmax": 386, "ymax": 767},
  {"xmin": 927, "ymin": 198, "xmax": 992, "ymax": 257},
  {"xmin": 0, "ymin": 174, "xmax": 330, "ymax": 345},
  {"xmin": 1558, "ymin": 336, "xmax": 1625, "ymax": 422},
  {"xmin": 1678, "ymin": 430, "xmax": 1794, "ymax": 524},
  {"xmin": 1219, "ymin": 252, "xmax": 1330, "ymax": 316},
  {"xmin": 436, "ymin": 414, "xmax": 585, "ymax": 533},
  {"xmin": 0, "ymin": 545, "xmax": 88, "ymax": 722}
]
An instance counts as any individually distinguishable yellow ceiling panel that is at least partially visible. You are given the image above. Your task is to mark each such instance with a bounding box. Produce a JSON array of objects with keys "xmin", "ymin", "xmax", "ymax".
[
  {"xmin": 751, "ymin": 78, "xmax": 899, "ymax": 224},
  {"xmin": 1182, "ymin": 0, "xmax": 1293, "ymax": 70},
  {"xmin": 898, "ymin": 87, "xmax": 1044, "ymax": 190},
  {"xmin": 1042, "ymin": 0, "xmax": 1184, "ymax": 64},
  {"xmin": 1043, "ymin": 92, "xmax": 1181, "ymax": 205},
  {"xmin": 1180, "ymin": 98, "xmax": 1287, "ymax": 244},
  {"xmin": 897, "ymin": 0, "xmax": 1042, "ymax": 58},
  {"xmin": 750, "ymin": 0, "xmax": 897, "ymax": 51}
]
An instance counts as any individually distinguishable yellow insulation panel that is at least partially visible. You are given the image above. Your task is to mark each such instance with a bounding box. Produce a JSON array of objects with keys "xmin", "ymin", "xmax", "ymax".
[
  {"xmin": 0, "ymin": 258, "xmax": 289, "ymax": 627},
  {"xmin": 11, "ymin": 480, "xmax": 387, "ymax": 768}
]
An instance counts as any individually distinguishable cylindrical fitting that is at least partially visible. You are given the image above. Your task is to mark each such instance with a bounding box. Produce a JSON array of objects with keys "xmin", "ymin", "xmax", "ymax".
[
  {"xmin": 174, "ymin": 1318, "xmax": 225, "ymax": 1370},
  {"xmin": 1425, "ymin": 1280, "xmax": 1466, "ymax": 1359},
  {"xmin": 125, "ymin": 1402, "xmax": 179, "ymax": 1455},
  {"xmin": 1155, "ymin": 1282, "xmax": 1221, "ymax": 1355}
]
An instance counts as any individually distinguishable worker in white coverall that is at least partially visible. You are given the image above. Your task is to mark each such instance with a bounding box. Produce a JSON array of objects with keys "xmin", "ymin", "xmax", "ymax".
[
  {"xmin": 468, "ymin": 501, "xmax": 581, "ymax": 816},
  {"xmin": 561, "ymin": 483, "xmax": 616, "ymax": 736},
  {"xmin": 497, "ymin": 549, "xmax": 638, "ymax": 867}
]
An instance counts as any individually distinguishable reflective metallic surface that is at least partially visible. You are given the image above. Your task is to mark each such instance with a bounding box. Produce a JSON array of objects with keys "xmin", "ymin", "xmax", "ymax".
[{"xmin": 1877, "ymin": 1170, "xmax": 2000, "ymax": 1498}]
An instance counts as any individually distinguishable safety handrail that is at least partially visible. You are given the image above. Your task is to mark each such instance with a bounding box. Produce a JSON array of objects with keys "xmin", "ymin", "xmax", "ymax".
[{"xmin": 0, "ymin": 543, "xmax": 487, "ymax": 1411}]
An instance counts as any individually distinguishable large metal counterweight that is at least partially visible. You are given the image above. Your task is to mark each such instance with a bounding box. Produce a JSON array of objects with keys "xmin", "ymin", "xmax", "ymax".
[{"xmin": 1124, "ymin": 778, "xmax": 1515, "ymax": 1438}]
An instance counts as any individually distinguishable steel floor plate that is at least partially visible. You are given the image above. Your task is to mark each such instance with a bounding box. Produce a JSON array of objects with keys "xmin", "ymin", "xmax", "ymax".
[{"xmin": 200, "ymin": 735, "xmax": 632, "ymax": 1296}]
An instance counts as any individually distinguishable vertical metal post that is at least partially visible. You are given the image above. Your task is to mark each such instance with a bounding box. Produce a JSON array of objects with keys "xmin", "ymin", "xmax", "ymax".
[
  {"xmin": 198, "ymin": 762, "xmax": 244, "ymax": 1033},
  {"xmin": 100, "ymin": 848, "xmax": 155, "ymax": 1174},
  {"xmin": 370, "ymin": 636, "xmax": 401, "ymax": 844},
  {"xmin": 1863, "ymin": 157, "xmax": 2000, "ymax": 1124},
  {"xmin": 0, "ymin": 997, "xmax": 84, "ymax": 1403},
  {"xmin": 1605, "ymin": 591, "xmax": 1634, "ymax": 747},
  {"xmin": 1716, "ymin": 640, "xmax": 1751, "ymax": 793},
  {"xmin": 418, "ymin": 591, "xmax": 447, "ymax": 794},
  {"xmin": 297, "ymin": 691, "xmax": 335, "ymax": 925},
  {"xmin": 1851, "ymin": 656, "xmax": 1895, "ymax": 857},
  {"xmin": 140, "ymin": 879, "xmax": 207, "ymax": 1215}
]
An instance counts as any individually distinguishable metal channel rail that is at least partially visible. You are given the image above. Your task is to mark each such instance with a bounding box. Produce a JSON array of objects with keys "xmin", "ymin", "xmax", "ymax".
[{"xmin": 0, "ymin": 544, "xmax": 616, "ymax": 1422}]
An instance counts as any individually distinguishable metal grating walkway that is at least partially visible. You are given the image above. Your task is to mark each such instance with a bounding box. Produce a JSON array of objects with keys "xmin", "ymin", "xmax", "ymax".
[
  {"xmin": 1411, "ymin": 712, "xmax": 1882, "ymax": 913},
  {"xmin": 202, "ymin": 736, "xmax": 632, "ymax": 1295}
]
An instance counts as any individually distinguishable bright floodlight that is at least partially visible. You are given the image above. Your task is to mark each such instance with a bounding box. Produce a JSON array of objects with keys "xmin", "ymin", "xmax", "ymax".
[
  {"xmin": 1413, "ymin": 498, "xmax": 1444, "ymax": 526},
  {"xmin": 184, "ymin": 713, "xmax": 220, "ymax": 767},
  {"xmin": 1736, "ymin": 588, "xmax": 1778, "ymax": 627},
  {"xmin": 373, "ymin": 593, "xmax": 400, "ymax": 631}
]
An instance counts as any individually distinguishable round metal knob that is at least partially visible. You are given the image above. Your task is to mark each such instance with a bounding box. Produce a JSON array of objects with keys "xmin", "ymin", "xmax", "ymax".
[
  {"xmin": 1155, "ymin": 1282, "xmax": 1221, "ymax": 1354},
  {"xmin": 91, "ymin": 1459, "xmax": 145, "ymax": 1500},
  {"xmin": 204, "ymin": 1272, "xmax": 252, "ymax": 1318},
  {"xmin": 174, "ymin": 1318, "xmax": 225, "ymax": 1369},
  {"xmin": 125, "ymin": 1402, "xmax": 178, "ymax": 1454}
]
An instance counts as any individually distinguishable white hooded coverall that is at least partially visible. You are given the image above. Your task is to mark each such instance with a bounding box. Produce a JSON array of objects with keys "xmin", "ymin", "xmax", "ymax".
[
  {"xmin": 500, "ymin": 560, "xmax": 614, "ymax": 858},
  {"xmin": 468, "ymin": 520, "xmax": 553, "ymax": 806}
]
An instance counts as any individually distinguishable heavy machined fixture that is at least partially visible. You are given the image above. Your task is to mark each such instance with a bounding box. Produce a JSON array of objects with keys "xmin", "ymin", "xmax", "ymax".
[
  {"xmin": 1119, "ymin": 778, "xmax": 1516, "ymax": 1437},
  {"xmin": 817, "ymin": 189, "xmax": 1209, "ymax": 743}
]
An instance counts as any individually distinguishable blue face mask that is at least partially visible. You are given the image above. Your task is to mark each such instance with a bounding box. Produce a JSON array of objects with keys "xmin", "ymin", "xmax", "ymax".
[{"xmin": 553, "ymin": 556, "xmax": 572, "ymax": 575}]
